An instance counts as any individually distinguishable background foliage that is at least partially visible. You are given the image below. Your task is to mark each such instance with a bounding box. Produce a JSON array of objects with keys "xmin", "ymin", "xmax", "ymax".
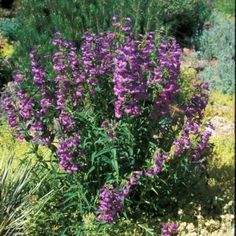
[{"xmin": 13, "ymin": 0, "xmax": 211, "ymax": 70}]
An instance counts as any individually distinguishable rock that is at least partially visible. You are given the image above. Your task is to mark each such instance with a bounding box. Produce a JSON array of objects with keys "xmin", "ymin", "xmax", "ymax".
[
  {"xmin": 210, "ymin": 116, "xmax": 234, "ymax": 136},
  {"xmin": 196, "ymin": 59, "xmax": 208, "ymax": 70},
  {"xmin": 183, "ymin": 47, "xmax": 192, "ymax": 56}
]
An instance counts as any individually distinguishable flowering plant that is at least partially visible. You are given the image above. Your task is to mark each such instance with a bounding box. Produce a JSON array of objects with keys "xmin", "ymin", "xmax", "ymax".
[{"xmin": 1, "ymin": 17, "xmax": 212, "ymax": 224}]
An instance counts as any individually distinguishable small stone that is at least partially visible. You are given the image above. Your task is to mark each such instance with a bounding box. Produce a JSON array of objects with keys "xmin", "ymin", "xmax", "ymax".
[{"xmin": 183, "ymin": 48, "xmax": 191, "ymax": 56}]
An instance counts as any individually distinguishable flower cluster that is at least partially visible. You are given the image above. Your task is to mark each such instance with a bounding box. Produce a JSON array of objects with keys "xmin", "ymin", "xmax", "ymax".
[
  {"xmin": 161, "ymin": 223, "xmax": 178, "ymax": 236},
  {"xmin": 1, "ymin": 94, "xmax": 18, "ymax": 128},
  {"xmin": 57, "ymin": 135, "xmax": 82, "ymax": 174},
  {"xmin": 30, "ymin": 50, "xmax": 45, "ymax": 85},
  {"xmin": 185, "ymin": 79, "xmax": 209, "ymax": 123},
  {"xmin": 173, "ymin": 79, "xmax": 211, "ymax": 160},
  {"xmin": 96, "ymin": 185, "xmax": 124, "ymax": 223},
  {"xmin": 151, "ymin": 39, "xmax": 182, "ymax": 119},
  {"xmin": 113, "ymin": 36, "xmax": 147, "ymax": 118},
  {"xmin": 192, "ymin": 124, "xmax": 213, "ymax": 161}
]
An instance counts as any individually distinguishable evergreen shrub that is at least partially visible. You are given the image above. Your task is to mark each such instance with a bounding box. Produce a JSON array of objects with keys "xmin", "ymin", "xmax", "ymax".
[{"xmin": 197, "ymin": 12, "xmax": 235, "ymax": 94}]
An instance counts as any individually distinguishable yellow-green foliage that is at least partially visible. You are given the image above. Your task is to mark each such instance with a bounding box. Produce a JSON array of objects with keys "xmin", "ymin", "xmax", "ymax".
[
  {"xmin": 210, "ymin": 135, "xmax": 234, "ymax": 167},
  {"xmin": 0, "ymin": 117, "xmax": 51, "ymax": 169},
  {"xmin": 179, "ymin": 66, "xmax": 197, "ymax": 102},
  {"xmin": 208, "ymin": 134, "xmax": 234, "ymax": 201},
  {"xmin": 1, "ymin": 42, "xmax": 14, "ymax": 58},
  {"xmin": 180, "ymin": 65, "xmax": 197, "ymax": 81},
  {"xmin": 0, "ymin": 36, "xmax": 14, "ymax": 58},
  {"xmin": 204, "ymin": 91, "xmax": 235, "ymax": 205},
  {"xmin": 205, "ymin": 91, "xmax": 234, "ymax": 122},
  {"xmin": 0, "ymin": 117, "xmax": 31, "ymax": 168}
]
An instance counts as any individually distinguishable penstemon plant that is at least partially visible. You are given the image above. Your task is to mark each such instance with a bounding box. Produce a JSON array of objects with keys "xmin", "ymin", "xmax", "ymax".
[{"xmin": 1, "ymin": 17, "xmax": 212, "ymax": 225}]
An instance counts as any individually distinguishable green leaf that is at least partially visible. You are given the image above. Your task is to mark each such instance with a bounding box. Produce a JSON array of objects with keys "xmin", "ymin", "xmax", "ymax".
[
  {"xmin": 137, "ymin": 223, "xmax": 154, "ymax": 235},
  {"xmin": 91, "ymin": 146, "xmax": 113, "ymax": 165},
  {"xmin": 111, "ymin": 148, "xmax": 119, "ymax": 182}
]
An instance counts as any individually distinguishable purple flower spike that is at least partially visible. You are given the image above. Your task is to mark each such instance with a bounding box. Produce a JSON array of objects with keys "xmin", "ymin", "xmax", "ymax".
[
  {"xmin": 57, "ymin": 135, "xmax": 81, "ymax": 173},
  {"xmin": 97, "ymin": 185, "xmax": 124, "ymax": 224}
]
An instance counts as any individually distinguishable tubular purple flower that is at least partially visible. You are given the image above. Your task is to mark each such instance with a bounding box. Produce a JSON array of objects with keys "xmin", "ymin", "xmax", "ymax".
[
  {"xmin": 97, "ymin": 185, "xmax": 124, "ymax": 224},
  {"xmin": 113, "ymin": 37, "xmax": 147, "ymax": 118},
  {"xmin": 57, "ymin": 135, "xmax": 81, "ymax": 173},
  {"xmin": 30, "ymin": 50, "xmax": 45, "ymax": 85},
  {"xmin": 59, "ymin": 111, "xmax": 74, "ymax": 131},
  {"xmin": 14, "ymin": 72, "xmax": 24, "ymax": 84}
]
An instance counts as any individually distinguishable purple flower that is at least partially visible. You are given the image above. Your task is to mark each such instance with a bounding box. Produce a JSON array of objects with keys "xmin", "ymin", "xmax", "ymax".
[
  {"xmin": 29, "ymin": 50, "xmax": 46, "ymax": 85},
  {"xmin": 123, "ymin": 184, "xmax": 131, "ymax": 197},
  {"xmin": 145, "ymin": 152, "xmax": 168, "ymax": 176},
  {"xmin": 57, "ymin": 135, "xmax": 81, "ymax": 174},
  {"xmin": 1, "ymin": 95, "xmax": 18, "ymax": 128},
  {"xmin": 151, "ymin": 39, "xmax": 182, "ymax": 119},
  {"xmin": 40, "ymin": 97, "xmax": 52, "ymax": 113},
  {"xmin": 31, "ymin": 121, "xmax": 43, "ymax": 132},
  {"xmin": 113, "ymin": 37, "xmax": 147, "ymax": 118},
  {"xmin": 59, "ymin": 111, "xmax": 74, "ymax": 131},
  {"xmin": 97, "ymin": 185, "xmax": 124, "ymax": 223},
  {"xmin": 161, "ymin": 223, "xmax": 178, "ymax": 236},
  {"xmin": 192, "ymin": 125, "xmax": 212, "ymax": 161},
  {"xmin": 14, "ymin": 72, "xmax": 24, "ymax": 84},
  {"xmin": 18, "ymin": 92, "xmax": 33, "ymax": 121},
  {"xmin": 101, "ymin": 121, "xmax": 116, "ymax": 139},
  {"xmin": 129, "ymin": 176, "xmax": 138, "ymax": 186}
]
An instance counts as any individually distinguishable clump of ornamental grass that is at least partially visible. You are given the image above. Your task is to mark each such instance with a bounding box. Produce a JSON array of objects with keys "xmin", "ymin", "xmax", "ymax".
[
  {"xmin": 0, "ymin": 155, "xmax": 52, "ymax": 235},
  {"xmin": 1, "ymin": 17, "xmax": 213, "ymax": 227}
]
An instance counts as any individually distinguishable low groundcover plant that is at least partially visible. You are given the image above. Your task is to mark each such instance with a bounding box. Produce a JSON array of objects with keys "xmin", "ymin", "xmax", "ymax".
[{"xmin": 1, "ymin": 17, "xmax": 212, "ymax": 231}]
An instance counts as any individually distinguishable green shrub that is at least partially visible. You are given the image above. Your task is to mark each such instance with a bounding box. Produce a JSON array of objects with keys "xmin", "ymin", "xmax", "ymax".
[
  {"xmin": 0, "ymin": 18, "xmax": 19, "ymax": 41},
  {"xmin": 196, "ymin": 12, "xmax": 235, "ymax": 94},
  {"xmin": 0, "ymin": 57, "xmax": 12, "ymax": 90},
  {"xmin": 200, "ymin": 60, "xmax": 235, "ymax": 94},
  {"xmin": 0, "ymin": 0, "xmax": 21, "ymax": 17},
  {"xmin": 197, "ymin": 12, "xmax": 234, "ymax": 60}
]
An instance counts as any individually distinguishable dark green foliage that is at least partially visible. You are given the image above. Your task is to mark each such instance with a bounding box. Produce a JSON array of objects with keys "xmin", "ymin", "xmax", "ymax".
[
  {"xmin": 13, "ymin": 0, "xmax": 211, "ymax": 70},
  {"xmin": 22, "ymin": 151, "xmax": 212, "ymax": 235},
  {"xmin": 23, "ymin": 165, "xmax": 100, "ymax": 235},
  {"xmin": 0, "ymin": 58, "xmax": 12, "ymax": 91},
  {"xmin": 1, "ymin": 0, "xmax": 15, "ymax": 9}
]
